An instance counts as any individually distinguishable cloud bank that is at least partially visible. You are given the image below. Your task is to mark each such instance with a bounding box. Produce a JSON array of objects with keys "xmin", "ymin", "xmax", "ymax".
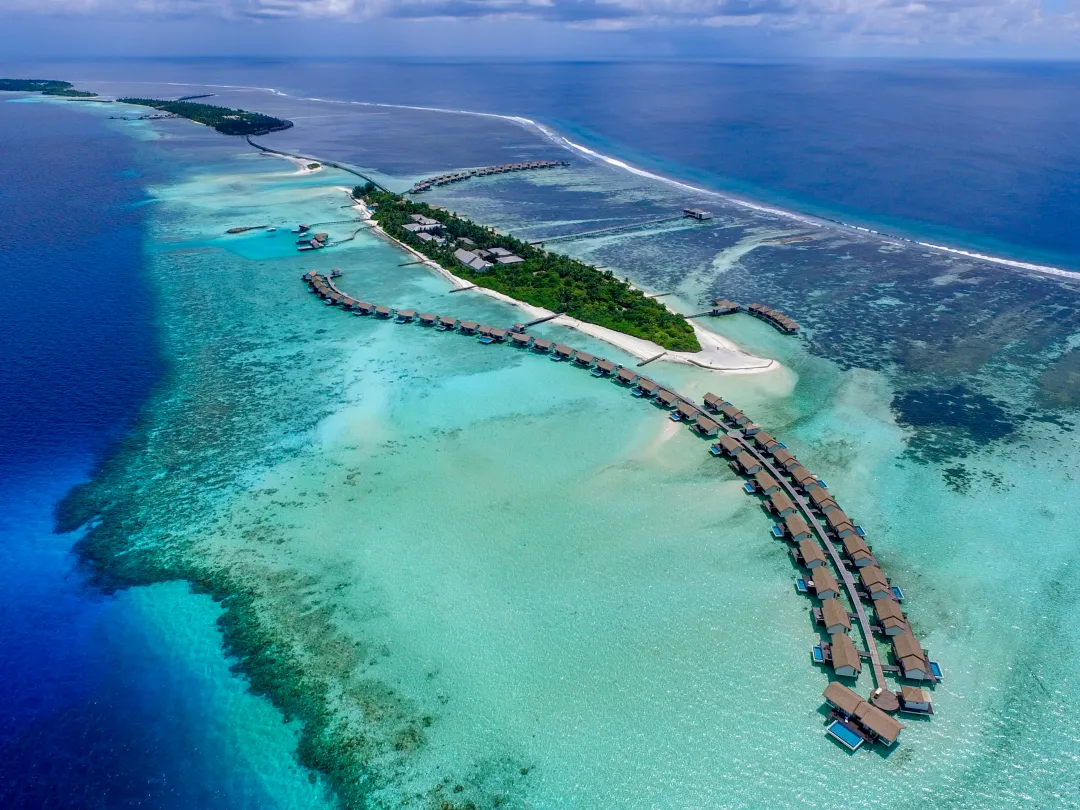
[{"xmin": 4, "ymin": 0, "xmax": 1079, "ymax": 50}]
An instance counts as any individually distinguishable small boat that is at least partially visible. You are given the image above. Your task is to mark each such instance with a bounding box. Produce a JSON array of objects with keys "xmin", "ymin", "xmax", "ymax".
[{"xmin": 266, "ymin": 227, "xmax": 277, "ymax": 232}]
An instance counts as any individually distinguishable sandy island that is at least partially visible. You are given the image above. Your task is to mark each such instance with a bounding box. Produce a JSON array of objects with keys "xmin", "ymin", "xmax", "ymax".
[{"xmin": 341, "ymin": 190, "xmax": 778, "ymax": 375}]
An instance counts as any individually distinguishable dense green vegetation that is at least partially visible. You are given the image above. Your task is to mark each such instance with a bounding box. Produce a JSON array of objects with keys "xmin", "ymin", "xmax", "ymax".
[
  {"xmin": 116, "ymin": 98, "xmax": 293, "ymax": 136},
  {"xmin": 0, "ymin": 78, "xmax": 97, "ymax": 97},
  {"xmin": 355, "ymin": 184, "xmax": 700, "ymax": 352}
]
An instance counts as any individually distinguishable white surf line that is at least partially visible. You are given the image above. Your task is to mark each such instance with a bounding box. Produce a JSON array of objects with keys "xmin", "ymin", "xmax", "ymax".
[{"xmin": 99, "ymin": 80, "xmax": 1080, "ymax": 282}]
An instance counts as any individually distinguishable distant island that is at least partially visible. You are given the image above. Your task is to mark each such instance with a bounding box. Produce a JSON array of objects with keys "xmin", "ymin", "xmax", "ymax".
[
  {"xmin": 0, "ymin": 79, "xmax": 98, "ymax": 97},
  {"xmin": 0, "ymin": 79, "xmax": 294, "ymax": 136},
  {"xmin": 354, "ymin": 183, "xmax": 701, "ymax": 352},
  {"xmin": 116, "ymin": 98, "xmax": 293, "ymax": 136}
]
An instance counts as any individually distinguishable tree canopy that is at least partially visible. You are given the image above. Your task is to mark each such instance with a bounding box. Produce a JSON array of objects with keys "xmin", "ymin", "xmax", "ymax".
[
  {"xmin": 116, "ymin": 98, "xmax": 293, "ymax": 136},
  {"xmin": 356, "ymin": 186, "xmax": 700, "ymax": 353}
]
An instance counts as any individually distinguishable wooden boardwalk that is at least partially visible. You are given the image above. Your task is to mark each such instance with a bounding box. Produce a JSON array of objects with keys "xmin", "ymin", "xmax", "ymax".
[
  {"xmin": 299, "ymin": 270, "xmax": 935, "ymax": 716},
  {"xmin": 730, "ymin": 434, "xmax": 886, "ymax": 689}
]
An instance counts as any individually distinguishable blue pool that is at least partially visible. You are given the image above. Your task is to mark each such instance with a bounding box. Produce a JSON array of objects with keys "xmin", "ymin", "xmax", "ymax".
[
  {"xmin": 930, "ymin": 661, "xmax": 943, "ymax": 679},
  {"xmin": 811, "ymin": 646, "xmax": 825, "ymax": 663},
  {"xmin": 826, "ymin": 720, "xmax": 865, "ymax": 751}
]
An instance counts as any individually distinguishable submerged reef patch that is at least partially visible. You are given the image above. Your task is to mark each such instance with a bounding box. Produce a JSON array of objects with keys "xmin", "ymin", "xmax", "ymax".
[{"xmin": 891, "ymin": 385, "xmax": 1014, "ymax": 463}]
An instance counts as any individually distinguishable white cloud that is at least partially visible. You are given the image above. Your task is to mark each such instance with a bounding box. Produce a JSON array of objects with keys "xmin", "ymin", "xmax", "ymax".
[{"xmin": 5, "ymin": 0, "xmax": 1079, "ymax": 46}]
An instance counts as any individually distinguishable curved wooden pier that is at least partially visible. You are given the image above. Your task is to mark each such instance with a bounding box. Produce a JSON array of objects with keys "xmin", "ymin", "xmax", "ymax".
[{"xmin": 299, "ymin": 269, "xmax": 937, "ymax": 743}]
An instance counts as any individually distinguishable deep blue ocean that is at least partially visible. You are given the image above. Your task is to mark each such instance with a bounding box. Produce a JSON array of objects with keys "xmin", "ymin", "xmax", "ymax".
[
  {"xmin": 1, "ymin": 59, "xmax": 1079, "ymax": 807},
  {"xmin": 19, "ymin": 58, "xmax": 1079, "ymax": 268}
]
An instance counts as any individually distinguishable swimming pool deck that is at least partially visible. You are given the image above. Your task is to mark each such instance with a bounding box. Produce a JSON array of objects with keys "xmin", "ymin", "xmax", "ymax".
[{"xmin": 300, "ymin": 271, "xmax": 935, "ymax": 739}]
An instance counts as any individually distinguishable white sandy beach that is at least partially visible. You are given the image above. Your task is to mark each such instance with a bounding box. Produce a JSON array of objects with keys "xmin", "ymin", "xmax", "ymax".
[{"xmin": 342, "ymin": 189, "xmax": 778, "ymax": 374}]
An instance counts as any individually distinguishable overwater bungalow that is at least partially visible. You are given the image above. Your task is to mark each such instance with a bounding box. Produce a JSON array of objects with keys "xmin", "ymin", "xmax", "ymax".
[
  {"xmin": 478, "ymin": 325, "xmax": 494, "ymax": 338},
  {"xmin": 341, "ymin": 297, "xmax": 357, "ymax": 309},
  {"xmin": 852, "ymin": 702, "xmax": 903, "ymax": 747},
  {"xmin": 892, "ymin": 632, "xmax": 930, "ymax": 680},
  {"xmin": 787, "ymin": 466, "xmax": 819, "ymax": 490},
  {"xmin": 898, "ymin": 686, "xmax": 933, "ymax": 715},
  {"xmin": 436, "ymin": 315, "xmax": 457, "ymax": 330},
  {"xmin": 719, "ymin": 403, "xmax": 745, "ymax": 424},
  {"xmin": 797, "ymin": 539, "xmax": 827, "ymax": 568},
  {"xmin": 418, "ymin": 313, "xmax": 437, "ymax": 326},
  {"xmin": 825, "ymin": 508, "xmax": 858, "ymax": 537},
  {"xmin": 822, "ymin": 599, "xmax": 852, "ymax": 634},
  {"xmin": 703, "ymin": 392, "xmax": 725, "ymax": 412},
  {"xmin": 809, "ymin": 488, "xmax": 839, "ymax": 512},
  {"xmin": 395, "ymin": 309, "xmax": 416, "ymax": 323},
  {"xmin": 753, "ymin": 432, "xmax": 780, "ymax": 453},
  {"xmin": 458, "ymin": 320, "xmax": 478, "ymax": 334},
  {"xmin": 354, "ymin": 301, "xmax": 375, "ymax": 315},
  {"xmin": 753, "ymin": 471, "xmax": 781, "ymax": 495},
  {"xmin": 655, "ymin": 389, "xmax": 679, "ymax": 409},
  {"xmin": 635, "ymin": 378, "xmax": 661, "ymax": 398},
  {"xmin": 674, "ymin": 401, "xmax": 701, "ymax": 422},
  {"xmin": 328, "ymin": 293, "xmax": 344, "ymax": 306},
  {"xmin": 692, "ymin": 415, "xmax": 721, "ymax": 438},
  {"xmin": 573, "ymin": 351, "xmax": 596, "ymax": 367},
  {"xmin": 510, "ymin": 332, "xmax": 532, "ymax": 347},
  {"xmin": 858, "ymin": 566, "xmax": 893, "ymax": 601},
  {"xmin": 711, "ymin": 298, "xmax": 739, "ymax": 315},
  {"xmin": 772, "ymin": 448, "xmax": 797, "ymax": 469},
  {"xmin": 711, "ymin": 435, "xmax": 742, "ymax": 457},
  {"xmin": 768, "ymin": 492, "xmax": 797, "ymax": 518},
  {"xmin": 741, "ymin": 423, "xmax": 762, "ymax": 436},
  {"xmin": 594, "ymin": 359, "xmax": 618, "ymax": 376},
  {"xmin": 830, "ymin": 632, "xmax": 862, "ymax": 677},
  {"xmin": 785, "ymin": 515, "xmax": 812, "ymax": 541},
  {"xmin": 616, "ymin": 367, "xmax": 638, "ymax": 385},
  {"xmin": 823, "ymin": 682, "xmax": 864, "ymax": 717},
  {"xmin": 733, "ymin": 451, "xmax": 762, "ymax": 475},
  {"xmin": 532, "ymin": 337, "xmax": 552, "ymax": 353},
  {"xmin": 553, "ymin": 344, "xmax": 574, "ymax": 361},
  {"xmin": 490, "ymin": 328, "xmax": 508, "ymax": 342},
  {"xmin": 808, "ymin": 567, "xmax": 840, "ymax": 600},
  {"xmin": 374, "ymin": 306, "xmax": 392, "ymax": 318},
  {"xmin": 874, "ymin": 598, "xmax": 909, "ymax": 637},
  {"xmin": 302, "ymin": 269, "xmax": 320, "ymax": 282},
  {"xmin": 842, "ymin": 535, "xmax": 875, "ymax": 568}
]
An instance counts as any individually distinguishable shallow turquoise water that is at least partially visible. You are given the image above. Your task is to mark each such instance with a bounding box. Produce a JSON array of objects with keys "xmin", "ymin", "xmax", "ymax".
[{"xmin": 53, "ymin": 95, "xmax": 1080, "ymax": 809}]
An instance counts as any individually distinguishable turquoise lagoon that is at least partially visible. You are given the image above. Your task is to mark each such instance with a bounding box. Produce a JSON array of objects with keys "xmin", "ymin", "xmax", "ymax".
[{"xmin": 63, "ymin": 97, "xmax": 1080, "ymax": 809}]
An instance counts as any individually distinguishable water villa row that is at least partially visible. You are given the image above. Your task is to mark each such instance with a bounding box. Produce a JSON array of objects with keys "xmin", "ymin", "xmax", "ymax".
[
  {"xmin": 301, "ymin": 269, "xmax": 937, "ymax": 752},
  {"xmin": 708, "ymin": 298, "xmax": 800, "ymax": 334},
  {"xmin": 407, "ymin": 160, "xmax": 570, "ymax": 194}
]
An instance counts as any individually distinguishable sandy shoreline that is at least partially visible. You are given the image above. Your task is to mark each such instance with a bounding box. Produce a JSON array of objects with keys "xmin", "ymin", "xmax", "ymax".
[{"xmin": 340, "ymin": 189, "xmax": 778, "ymax": 374}]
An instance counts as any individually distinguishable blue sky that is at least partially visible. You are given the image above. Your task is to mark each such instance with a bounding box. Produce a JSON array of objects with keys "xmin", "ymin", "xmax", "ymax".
[{"xmin": 2, "ymin": 0, "xmax": 1078, "ymax": 58}]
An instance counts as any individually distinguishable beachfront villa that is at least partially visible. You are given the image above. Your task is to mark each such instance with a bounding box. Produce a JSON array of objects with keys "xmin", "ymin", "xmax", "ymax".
[{"xmin": 453, "ymin": 248, "xmax": 492, "ymax": 272}]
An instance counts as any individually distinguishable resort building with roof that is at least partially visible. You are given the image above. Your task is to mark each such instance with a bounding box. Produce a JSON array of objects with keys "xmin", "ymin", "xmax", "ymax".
[
  {"xmin": 808, "ymin": 567, "xmax": 840, "ymax": 600},
  {"xmin": 822, "ymin": 599, "xmax": 852, "ymax": 635},
  {"xmin": 798, "ymin": 539, "xmax": 827, "ymax": 569},
  {"xmin": 830, "ymin": 632, "xmax": 862, "ymax": 678},
  {"xmin": 784, "ymin": 515, "xmax": 812, "ymax": 541},
  {"xmin": 859, "ymin": 566, "xmax": 893, "ymax": 601},
  {"xmin": 893, "ymin": 632, "xmax": 930, "ymax": 680},
  {"xmin": 753, "ymin": 471, "xmax": 781, "ymax": 495},
  {"xmin": 874, "ymin": 598, "xmax": 908, "ymax": 636},
  {"xmin": 768, "ymin": 492, "xmax": 797, "ymax": 517}
]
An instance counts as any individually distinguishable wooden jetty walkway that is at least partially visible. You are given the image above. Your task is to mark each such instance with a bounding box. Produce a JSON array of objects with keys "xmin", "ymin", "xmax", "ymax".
[
  {"xmin": 298, "ymin": 269, "xmax": 939, "ymax": 748},
  {"xmin": 407, "ymin": 160, "xmax": 569, "ymax": 194},
  {"xmin": 703, "ymin": 298, "xmax": 800, "ymax": 334}
]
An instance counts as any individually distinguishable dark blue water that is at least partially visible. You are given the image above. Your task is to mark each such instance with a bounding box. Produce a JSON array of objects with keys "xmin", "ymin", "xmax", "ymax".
[
  {"xmin": 0, "ymin": 99, "xmax": 321, "ymax": 810},
  {"xmin": 19, "ymin": 58, "xmax": 1078, "ymax": 267}
]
